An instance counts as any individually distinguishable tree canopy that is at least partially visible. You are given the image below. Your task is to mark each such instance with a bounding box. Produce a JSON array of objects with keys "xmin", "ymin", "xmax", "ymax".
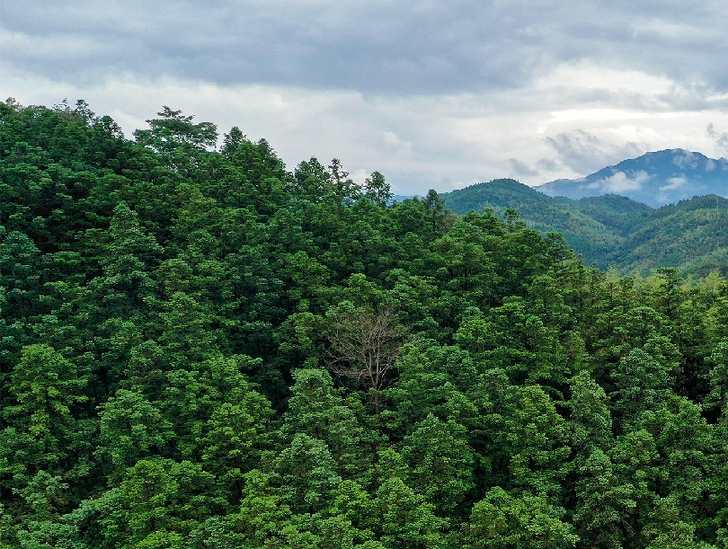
[{"xmin": 1, "ymin": 98, "xmax": 728, "ymax": 548}]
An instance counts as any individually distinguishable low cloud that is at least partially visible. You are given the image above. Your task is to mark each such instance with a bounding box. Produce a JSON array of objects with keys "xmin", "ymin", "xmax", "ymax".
[
  {"xmin": 660, "ymin": 176, "xmax": 688, "ymax": 191},
  {"xmin": 672, "ymin": 150, "xmax": 699, "ymax": 168},
  {"xmin": 589, "ymin": 170, "xmax": 651, "ymax": 193},
  {"xmin": 537, "ymin": 158, "xmax": 561, "ymax": 173}
]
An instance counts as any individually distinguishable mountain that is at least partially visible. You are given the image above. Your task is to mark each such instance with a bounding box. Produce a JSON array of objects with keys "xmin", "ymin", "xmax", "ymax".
[
  {"xmin": 536, "ymin": 149, "xmax": 728, "ymax": 207},
  {"xmin": 442, "ymin": 179, "xmax": 645, "ymax": 268},
  {"xmin": 442, "ymin": 179, "xmax": 728, "ymax": 275}
]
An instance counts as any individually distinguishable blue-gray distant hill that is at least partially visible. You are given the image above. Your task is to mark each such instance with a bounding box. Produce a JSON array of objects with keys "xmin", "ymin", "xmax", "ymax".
[
  {"xmin": 536, "ymin": 149, "xmax": 728, "ymax": 208},
  {"xmin": 442, "ymin": 178, "xmax": 728, "ymax": 275}
]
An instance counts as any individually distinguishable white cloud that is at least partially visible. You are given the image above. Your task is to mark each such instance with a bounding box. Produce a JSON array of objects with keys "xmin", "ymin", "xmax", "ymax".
[
  {"xmin": 672, "ymin": 150, "xmax": 699, "ymax": 168},
  {"xmin": 382, "ymin": 132, "xmax": 413, "ymax": 154},
  {"xmin": 590, "ymin": 171, "xmax": 651, "ymax": 193},
  {"xmin": 660, "ymin": 176, "xmax": 688, "ymax": 191}
]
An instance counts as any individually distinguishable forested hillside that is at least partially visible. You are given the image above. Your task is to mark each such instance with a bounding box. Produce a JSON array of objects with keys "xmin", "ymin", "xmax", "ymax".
[
  {"xmin": 443, "ymin": 179, "xmax": 728, "ymax": 275},
  {"xmin": 2, "ymin": 99, "xmax": 728, "ymax": 548}
]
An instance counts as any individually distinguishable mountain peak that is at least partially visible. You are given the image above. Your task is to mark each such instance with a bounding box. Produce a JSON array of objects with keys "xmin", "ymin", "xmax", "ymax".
[{"xmin": 536, "ymin": 149, "xmax": 728, "ymax": 207}]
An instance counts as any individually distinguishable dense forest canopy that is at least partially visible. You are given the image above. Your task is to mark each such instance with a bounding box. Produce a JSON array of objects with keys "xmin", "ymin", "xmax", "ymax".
[{"xmin": 1, "ymin": 99, "xmax": 728, "ymax": 548}]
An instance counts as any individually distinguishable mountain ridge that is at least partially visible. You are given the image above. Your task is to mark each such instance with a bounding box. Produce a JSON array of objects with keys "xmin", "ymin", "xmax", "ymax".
[{"xmin": 536, "ymin": 148, "xmax": 728, "ymax": 207}]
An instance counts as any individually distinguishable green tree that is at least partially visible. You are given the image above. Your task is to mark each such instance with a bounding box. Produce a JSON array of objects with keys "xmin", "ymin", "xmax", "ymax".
[
  {"xmin": 0, "ymin": 231, "xmax": 44, "ymax": 319},
  {"xmin": 401, "ymin": 414, "xmax": 475, "ymax": 517},
  {"xmin": 273, "ymin": 434, "xmax": 342, "ymax": 514},
  {"xmin": 568, "ymin": 370, "xmax": 613, "ymax": 455},
  {"xmin": 282, "ymin": 368, "xmax": 370, "ymax": 479},
  {"xmin": 637, "ymin": 397, "xmax": 716, "ymax": 533},
  {"xmin": 1, "ymin": 345, "xmax": 89, "ymax": 485},
  {"xmin": 612, "ymin": 348, "xmax": 673, "ymax": 429},
  {"xmin": 609, "ymin": 429, "xmax": 661, "ymax": 540},
  {"xmin": 159, "ymin": 354, "xmax": 267, "ymax": 461},
  {"xmin": 463, "ymin": 487, "xmax": 578, "ymax": 549},
  {"xmin": 133, "ymin": 106, "xmax": 217, "ymax": 169},
  {"xmin": 364, "ymin": 171, "xmax": 392, "ymax": 207},
  {"xmin": 705, "ymin": 340, "xmax": 728, "ymax": 418},
  {"xmin": 642, "ymin": 495, "xmax": 716, "ymax": 549},
  {"xmin": 95, "ymin": 389, "xmax": 173, "ymax": 474},
  {"xmin": 200, "ymin": 385, "xmax": 273, "ymax": 484},
  {"xmin": 502, "ymin": 385, "xmax": 571, "ymax": 499},
  {"xmin": 382, "ymin": 343, "xmax": 478, "ymax": 437},
  {"xmin": 375, "ymin": 477, "xmax": 448, "ymax": 549},
  {"xmin": 76, "ymin": 458, "xmax": 217, "ymax": 549},
  {"xmin": 455, "ymin": 297, "xmax": 569, "ymax": 391},
  {"xmin": 572, "ymin": 449, "xmax": 636, "ymax": 548},
  {"xmin": 423, "ymin": 190, "xmax": 446, "ymax": 234},
  {"xmin": 81, "ymin": 203, "xmax": 163, "ymax": 391},
  {"xmin": 15, "ymin": 518, "xmax": 87, "ymax": 549}
]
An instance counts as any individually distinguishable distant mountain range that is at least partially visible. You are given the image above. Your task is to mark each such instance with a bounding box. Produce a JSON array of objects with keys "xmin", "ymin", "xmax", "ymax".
[
  {"xmin": 441, "ymin": 178, "xmax": 728, "ymax": 276},
  {"xmin": 536, "ymin": 149, "xmax": 728, "ymax": 207}
]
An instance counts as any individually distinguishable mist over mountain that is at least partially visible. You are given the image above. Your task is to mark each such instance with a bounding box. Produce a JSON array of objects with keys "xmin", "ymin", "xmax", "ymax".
[{"xmin": 536, "ymin": 149, "xmax": 728, "ymax": 207}]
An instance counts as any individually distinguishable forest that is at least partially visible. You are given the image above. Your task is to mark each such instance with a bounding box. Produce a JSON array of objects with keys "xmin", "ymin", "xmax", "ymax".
[
  {"xmin": 442, "ymin": 179, "xmax": 728, "ymax": 276},
  {"xmin": 1, "ymin": 98, "xmax": 728, "ymax": 548}
]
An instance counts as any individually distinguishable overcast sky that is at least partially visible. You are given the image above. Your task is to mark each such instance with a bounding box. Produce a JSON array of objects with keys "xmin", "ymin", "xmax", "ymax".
[{"xmin": 3, "ymin": 1, "xmax": 728, "ymax": 194}]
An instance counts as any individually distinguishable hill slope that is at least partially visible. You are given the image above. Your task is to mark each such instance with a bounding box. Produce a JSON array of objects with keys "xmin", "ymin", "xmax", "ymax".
[
  {"xmin": 618, "ymin": 194, "xmax": 728, "ymax": 274},
  {"xmin": 443, "ymin": 179, "xmax": 728, "ymax": 275},
  {"xmin": 441, "ymin": 179, "xmax": 630, "ymax": 264}
]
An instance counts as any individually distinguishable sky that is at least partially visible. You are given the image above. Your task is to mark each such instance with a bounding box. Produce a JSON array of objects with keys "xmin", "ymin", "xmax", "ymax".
[{"xmin": 3, "ymin": 1, "xmax": 728, "ymax": 195}]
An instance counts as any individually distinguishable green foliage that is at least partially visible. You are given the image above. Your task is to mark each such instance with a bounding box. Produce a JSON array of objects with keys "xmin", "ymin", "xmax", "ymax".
[
  {"xmin": 464, "ymin": 487, "xmax": 578, "ymax": 549},
  {"xmin": 401, "ymin": 414, "xmax": 475, "ymax": 516},
  {"xmin": 1, "ymin": 98, "xmax": 727, "ymax": 548},
  {"xmin": 282, "ymin": 368, "xmax": 370, "ymax": 479},
  {"xmin": 95, "ymin": 389, "xmax": 172, "ymax": 472},
  {"xmin": 502, "ymin": 385, "xmax": 571, "ymax": 499},
  {"xmin": 133, "ymin": 106, "xmax": 217, "ymax": 173},
  {"xmin": 573, "ymin": 449, "xmax": 635, "ymax": 548},
  {"xmin": 442, "ymin": 179, "xmax": 728, "ymax": 276},
  {"xmin": 375, "ymin": 477, "xmax": 448, "ymax": 549},
  {"xmin": 273, "ymin": 433, "xmax": 342, "ymax": 513}
]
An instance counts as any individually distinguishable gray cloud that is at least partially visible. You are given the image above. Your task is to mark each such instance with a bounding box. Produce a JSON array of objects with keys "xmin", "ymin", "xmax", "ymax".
[
  {"xmin": 708, "ymin": 123, "xmax": 728, "ymax": 155},
  {"xmin": 546, "ymin": 129, "xmax": 646, "ymax": 174},
  {"xmin": 537, "ymin": 158, "xmax": 561, "ymax": 173},
  {"xmin": 509, "ymin": 158, "xmax": 539, "ymax": 177},
  {"xmin": 4, "ymin": 1, "xmax": 728, "ymax": 95}
]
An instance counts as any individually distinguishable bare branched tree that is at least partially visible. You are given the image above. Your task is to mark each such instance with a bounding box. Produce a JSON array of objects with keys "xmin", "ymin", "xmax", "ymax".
[{"xmin": 325, "ymin": 307, "xmax": 408, "ymax": 414}]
